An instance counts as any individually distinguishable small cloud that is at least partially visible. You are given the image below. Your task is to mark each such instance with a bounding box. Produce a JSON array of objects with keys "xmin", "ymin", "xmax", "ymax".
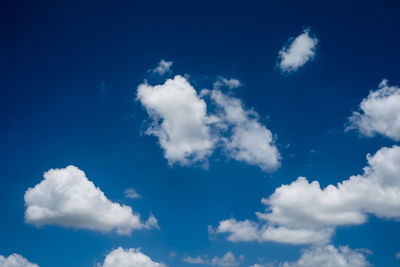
[
  {"xmin": 213, "ymin": 77, "xmax": 242, "ymax": 90},
  {"xmin": 152, "ymin": 59, "xmax": 173, "ymax": 76},
  {"xmin": 124, "ymin": 187, "xmax": 141, "ymax": 199},
  {"xmin": 396, "ymin": 251, "xmax": 400, "ymax": 259}
]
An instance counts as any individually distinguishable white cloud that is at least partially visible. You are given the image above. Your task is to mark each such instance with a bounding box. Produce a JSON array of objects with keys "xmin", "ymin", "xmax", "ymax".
[
  {"xmin": 213, "ymin": 77, "xmax": 242, "ymax": 90},
  {"xmin": 278, "ymin": 29, "xmax": 318, "ymax": 72},
  {"xmin": 24, "ymin": 165, "xmax": 158, "ymax": 235},
  {"xmin": 347, "ymin": 79, "xmax": 400, "ymax": 141},
  {"xmin": 0, "ymin": 253, "xmax": 39, "ymax": 267},
  {"xmin": 99, "ymin": 247, "xmax": 166, "ymax": 267},
  {"xmin": 281, "ymin": 245, "xmax": 370, "ymax": 267},
  {"xmin": 215, "ymin": 145, "xmax": 400, "ymax": 245},
  {"xmin": 183, "ymin": 252, "xmax": 243, "ymax": 266},
  {"xmin": 209, "ymin": 89, "xmax": 281, "ymax": 171},
  {"xmin": 137, "ymin": 75, "xmax": 215, "ymax": 166},
  {"xmin": 125, "ymin": 187, "xmax": 141, "ymax": 199},
  {"xmin": 152, "ymin": 60, "xmax": 173, "ymax": 76}
]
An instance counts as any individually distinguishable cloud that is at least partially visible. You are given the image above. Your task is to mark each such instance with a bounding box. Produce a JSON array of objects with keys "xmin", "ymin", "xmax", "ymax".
[
  {"xmin": 152, "ymin": 60, "xmax": 173, "ymax": 76},
  {"xmin": 24, "ymin": 165, "xmax": 158, "ymax": 235},
  {"xmin": 281, "ymin": 245, "xmax": 370, "ymax": 267},
  {"xmin": 396, "ymin": 251, "xmax": 400, "ymax": 259},
  {"xmin": 0, "ymin": 253, "xmax": 39, "ymax": 267},
  {"xmin": 215, "ymin": 145, "xmax": 400, "ymax": 245},
  {"xmin": 124, "ymin": 187, "xmax": 141, "ymax": 199},
  {"xmin": 183, "ymin": 252, "xmax": 243, "ymax": 266},
  {"xmin": 99, "ymin": 247, "xmax": 166, "ymax": 267},
  {"xmin": 213, "ymin": 77, "xmax": 242, "ymax": 90},
  {"xmin": 346, "ymin": 79, "xmax": 400, "ymax": 141},
  {"xmin": 278, "ymin": 29, "xmax": 318, "ymax": 72},
  {"xmin": 208, "ymin": 89, "xmax": 281, "ymax": 171},
  {"xmin": 137, "ymin": 75, "xmax": 216, "ymax": 166}
]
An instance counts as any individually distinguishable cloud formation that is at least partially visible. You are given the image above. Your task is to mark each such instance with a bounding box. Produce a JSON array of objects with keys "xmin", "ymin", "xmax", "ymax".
[
  {"xmin": 137, "ymin": 75, "xmax": 280, "ymax": 171},
  {"xmin": 278, "ymin": 29, "xmax": 318, "ymax": 72},
  {"xmin": 152, "ymin": 60, "xmax": 173, "ymax": 76},
  {"xmin": 347, "ymin": 79, "xmax": 400, "ymax": 141},
  {"xmin": 99, "ymin": 247, "xmax": 166, "ymax": 267},
  {"xmin": 0, "ymin": 253, "xmax": 39, "ymax": 267},
  {"xmin": 183, "ymin": 252, "xmax": 243, "ymax": 266},
  {"xmin": 214, "ymin": 145, "xmax": 400, "ymax": 245},
  {"xmin": 124, "ymin": 187, "xmax": 141, "ymax": 199},
  {"xmin": 24, "ymin": 166, "xmax": 158, "ymax": 235}
]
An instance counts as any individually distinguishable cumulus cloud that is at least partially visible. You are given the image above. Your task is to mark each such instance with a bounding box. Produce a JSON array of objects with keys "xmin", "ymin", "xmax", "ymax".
[
  {"xmin": 137, "ymin": 75, "xmax": 280, "ymax": 171},
  {"xmin": 347, "ymin": 79, "xmax": 400, "ymax": 141},
  {"xmin": 215, "ymin": 145, "xmax": 400, "ymax": 245},
  {"xmin": 281, "ymin": 245, "xmax": 370, "ymax": 267},
  {"xmin": 99, "ymin": 247, "xmax": 166, "ymax": 267},
  {"xmin": 278, "ymin": 29, "xmax": 318, "ymax": 72},
  {"xmin": 152, "ymin": 60, "xmax": 173, "ymax": 76},
  {"xmin": 137, "ymin": 75, "xmax": 215, "ymax": 166},
  {"xmin": 24, "ymin": 165, "xmax": 158, "ymax": 235},
  {"xmin": 213, "ymin": 77, "xmax": 242, "ymax": 90},
  {"xmin": 208, "ymin": 89, "xmax": 281, "ymax": 171},
  {"xmin": 0, "ymin": 253, "xmax": 39, "ymax": 267},
  {"xmin": 183, "ymin": 252, "xmax": 243, "ymax": 266},
  {"xmin": 124, "ymin": 187, "xmax": 141, "ymax": 199}
]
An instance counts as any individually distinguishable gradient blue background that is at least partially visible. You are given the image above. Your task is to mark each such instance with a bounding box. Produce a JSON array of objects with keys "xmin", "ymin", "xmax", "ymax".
[{"xmin": 1, "ymin": 0, "xmax": 400, "ymax": 266}]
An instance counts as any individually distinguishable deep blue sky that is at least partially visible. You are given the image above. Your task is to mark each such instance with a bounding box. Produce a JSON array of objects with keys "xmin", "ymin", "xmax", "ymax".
[{"xmin": 1, "ymin": 0, "xmax": 400, "ymax": 266}]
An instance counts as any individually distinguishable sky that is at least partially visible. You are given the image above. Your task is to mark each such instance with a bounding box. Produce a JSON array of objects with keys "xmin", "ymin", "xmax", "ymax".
[{"xmin": 1, "ymin": 0, "xmax": 400, "ymax": 266}]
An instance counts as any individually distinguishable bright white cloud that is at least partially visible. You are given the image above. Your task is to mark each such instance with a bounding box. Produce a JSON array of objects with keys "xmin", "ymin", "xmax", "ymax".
[
  {"xmin": 152, "ymin": 60, "xmax": 173, "ymax": 76},
  {"xmin": 278, "ymin": 29, "xmax": 318, "ymax": 72},
  {"xmin": 99, "ymin": 247, "xmax": 166, "ymax": 267},
  {"xmin": 347, "ymin": 79, "xmax": 400, "ymax": 141},
  {"xmin": 0, "ymin": 253, "xmax": 39, "ymax": 267},
  {"xmin": 24, "ymin": 165, "xmax": 158, "ymax": 235},
  {"xmin": 209, "ymin": 89, "xmax": 281, "ymax": 171},
  {"xmin": 137, "ymin": 75, "xmax": 215, "ymax": 166},
  {"xmin": 215, "ymin": 145, "xmax": 400, "ymax": 245},
  {"xmin": 183, "ymin": 252, "xmax": 243, "ymax": 266},
  {"xmin": 124, "ymin": 187, "xmax": 141, "ymax": 199},
  {"xmin": 281, "ymin": 245, "xmax": 370, "ymax": 267}
]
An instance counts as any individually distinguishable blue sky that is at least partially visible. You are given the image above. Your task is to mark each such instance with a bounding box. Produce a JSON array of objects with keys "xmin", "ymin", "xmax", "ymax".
[{"xmin": 1, "ymin": 0, "xmax": 400, "ymax": 266}]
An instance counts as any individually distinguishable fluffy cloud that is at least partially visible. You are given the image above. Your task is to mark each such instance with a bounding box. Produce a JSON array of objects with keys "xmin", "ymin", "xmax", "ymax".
[
  {"xmin": 215, "ymin": 145, "xmax": 400, "ymax": 245},
  {"xmin": 99, "ymin": 247, "xmax": 166, "ymax": 267},
  {"xmin": 183, "ymin": 252, "xmax": 243, "ymax": 266},
  {"xmin": 24, "ymin": 166, "xmax": 158, "ymax": 235},
  {"xmin": 278, "ymin": 29, "xmax": 318, "ymax": 72},
  {"xmin": 281, "ymin": 245, "xmax": 370, "ymax": 267},
  {"xmin": 138, "ymin": 75, "xmax": 280, "ymax": 171},
  {"xmin": 0, "ymin": 253, "xmax": 39, "ymax": 267},
  {"xmin": 209, "ymin": 89, "xmax": 281, "ymax": 171},
  {"xmin": 347, "ymin": 79, "xmax": 400, "ymax": 141},
  {"xmin": 137, "ymin": 75, "xmax": 215, "ymax": 166},
  {"xmin": 152, "ymin": 60, "xmax": 173, "ymax": 76},
  {"xmin": 213, "ymin": 77, "xmax": 242, "ymax": 90}
]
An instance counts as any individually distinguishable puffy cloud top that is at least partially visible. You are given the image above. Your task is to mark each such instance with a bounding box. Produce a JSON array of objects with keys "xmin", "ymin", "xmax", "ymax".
[
  {"xmin": 278, "ymin": 29, "xmax": 318, "ymax": 72},
  {"xmin": 100, "ymin": 247, "xmax": 166, "ymax": 267},
  {"xmin": 347, "ymin": 79, "xmax": 400, "ymax": 141},
  {"xmin": 0, "ymin": 253, "xmax": 39, "ymax": 267},
  {"xmin": 24, "ymin": 165, "xmax": 157, "ymax": 235}
]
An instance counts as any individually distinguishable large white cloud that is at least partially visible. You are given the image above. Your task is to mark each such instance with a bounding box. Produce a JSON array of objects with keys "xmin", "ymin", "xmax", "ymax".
[
  {"xmin": 215, "ymin": 145, "xmax": 400, "ymax": 245},
  {"xmin": 183, "ymin": 252, "xmax": 243, "ymax": 266},
  {"xmin": 0, "ymin": 253, "xmax": 39, "ymax": 267},
  {"xmin": 99, "ymin": 247, "xmax": 166, "ymax": 267},
  {"xmin": 347, "ymin": 79, "xmax": 400, "ymax": 141},
  {"xmin": 278, "ymin": 29, "xmax": 318, "ymax": 73},
  {"xmin": 137, "ymin": 75, "xmax": 215, "ymax": 166},
  {"xmin": 24, "ymin": 165, "xmax": 158, "ymax": 235},
  {"xmin": 209, "ymin": 89, "xmax": 280, "ymax": 171},
  {"xmin": 137, "ymin": 75, "xmax": 280, "ymax": 171}
]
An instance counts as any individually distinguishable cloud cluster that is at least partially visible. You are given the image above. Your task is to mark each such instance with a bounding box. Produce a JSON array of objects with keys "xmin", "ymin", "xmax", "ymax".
[
  {"xmin": 347, "ymin": 79, "xmax": 400, "ymax": 141},
  {"xmin": 24, "ymin": 165, "xmax": 158, "ymax": 235},
  {"xmin": 278, "ymin": 29, "xmax": 318, "ymax": 72},
  {"xmin": 137, "ymin": 75, "xmax": 280, "ymax": 171},
  {"xmin": 0, "ymin": 253, "xmax": 39, "ymax": 267},
  {"xmin": 99, "ymin": 247, "xmax": 166, "ymax": 267},
  {"xmin": 183, "ymin": 252, "xmax": 243, "ymax": 266},
  {"xmin": 214, "ymin": 145, "xmax": 400, "ymax": 245}
]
